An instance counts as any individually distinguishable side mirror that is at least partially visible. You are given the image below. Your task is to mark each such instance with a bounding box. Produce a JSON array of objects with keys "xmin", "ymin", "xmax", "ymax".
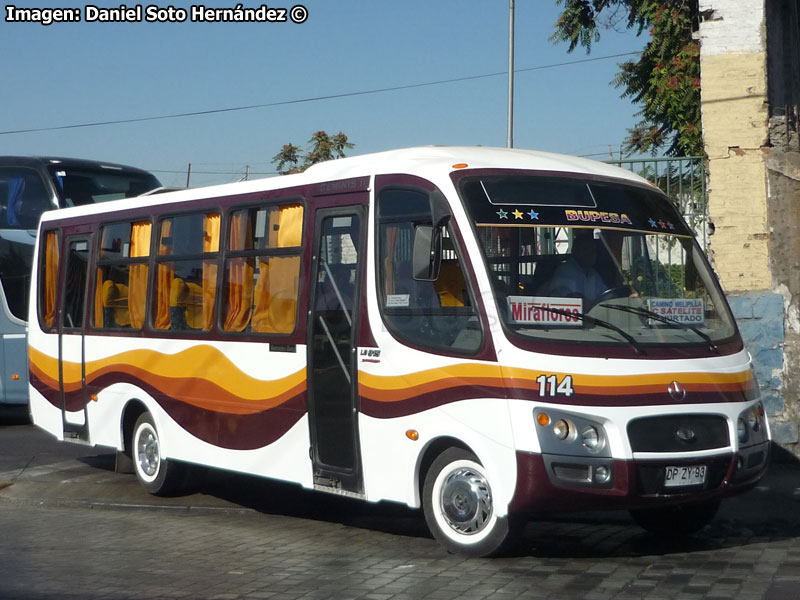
[{"xmin": 412, "ymin": 224, "xmax": 442, "ymax": 281}]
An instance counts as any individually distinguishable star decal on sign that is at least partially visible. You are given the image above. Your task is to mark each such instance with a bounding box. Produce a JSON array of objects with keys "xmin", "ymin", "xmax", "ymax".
[
  {"xmin": 528, "ymin": 210, "xmax": 539, "ymax": 220},
  {"xmin": 648, "ymin": 218, "xmax": 657, "ymax": 228},
  {"xmin": 497, "ymin": 209, "xmax": 508, "ymax": 219},
  {"xmin": 513, "ymin": 209, "xmax": 524, "ymax": 220}
]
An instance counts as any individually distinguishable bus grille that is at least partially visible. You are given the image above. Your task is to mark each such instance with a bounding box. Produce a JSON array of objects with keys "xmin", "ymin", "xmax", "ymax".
[{"xmin": 628, "ymin": 414, "xmax": 730, "ymax": 453}]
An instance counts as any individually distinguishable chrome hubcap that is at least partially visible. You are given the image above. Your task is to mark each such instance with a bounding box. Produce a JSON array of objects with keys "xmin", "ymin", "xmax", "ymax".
[
  {"xmin": 137, "ymin": 427, "xmax": 159, "ymax": 477},
  {"xmin": 439, "ymin": 466, "xmax": 492, "ymax": 535}
]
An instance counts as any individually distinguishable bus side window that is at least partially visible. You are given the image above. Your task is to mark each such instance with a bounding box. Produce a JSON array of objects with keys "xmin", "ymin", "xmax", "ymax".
[
  {"xmin": 0, "ymin": 167, "xmax": 53, "ymax": 229},
  {"xmin": 378, "ymin": 187, "xmax": 481, "ymax": 354},
  {"xmin": 94, "ymin": 221, "xmax": 151, "ymax": 330},
  {"xmin": 154, "ymin": 213, "xmax": 220, "ymax": 332},
  {"xmin": 222, "ymin": 203, "xmax": 303, "ymax": 335}
]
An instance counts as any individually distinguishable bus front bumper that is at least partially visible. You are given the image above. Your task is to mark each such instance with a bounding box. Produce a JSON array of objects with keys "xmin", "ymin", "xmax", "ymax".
[{"xmin": 508, "ymin": 442, "xmax": 770, "ymax": 514}]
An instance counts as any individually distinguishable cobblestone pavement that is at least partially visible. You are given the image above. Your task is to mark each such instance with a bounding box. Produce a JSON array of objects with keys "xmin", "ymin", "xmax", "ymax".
[{"xmin": 1, "ymin": 422, "xmax": 800, "ymax": 599}]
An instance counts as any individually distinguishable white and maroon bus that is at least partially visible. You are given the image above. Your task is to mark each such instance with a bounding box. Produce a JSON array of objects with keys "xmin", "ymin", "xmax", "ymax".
[{"xmin": 28, "ymin": 147, "xmax": 769, "ymax": 556}]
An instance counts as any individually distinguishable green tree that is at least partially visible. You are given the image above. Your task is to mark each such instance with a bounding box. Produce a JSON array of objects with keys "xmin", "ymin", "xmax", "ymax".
[
  {"xmin": 272, "ymin": 131, "xmax": 354, "ymax": 175},
  {"xmin": 552, "ymin": 0, "xmax": 701, "ymax": 157}
]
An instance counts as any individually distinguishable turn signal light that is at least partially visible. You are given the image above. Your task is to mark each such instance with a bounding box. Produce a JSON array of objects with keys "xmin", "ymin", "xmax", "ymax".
[
  {"xmin": 405, "ymin": 429, "xmax": 419, "ymax": 441},
  {"xmin": 452, "ymin": 163, "xmax": 469, "ymax": 169},
  {"xmin": 11, "ymin": 374, "xmax": 19, "ymax": 381},
  {"xmin": 537, "ymin": 413, "xmax": 551, "ymax": 427}
]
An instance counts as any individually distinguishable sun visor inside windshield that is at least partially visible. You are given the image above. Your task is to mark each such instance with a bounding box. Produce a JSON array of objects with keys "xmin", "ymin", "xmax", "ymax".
[{"xmin": 457, "ymin": 175, "xmax": 693, "ymax": 237}]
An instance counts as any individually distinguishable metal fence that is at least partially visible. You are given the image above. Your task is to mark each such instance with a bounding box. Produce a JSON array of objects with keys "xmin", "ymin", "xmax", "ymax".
[{"xmin": 608, "ymin": 156, "xmax": 708, "ymax": 250}]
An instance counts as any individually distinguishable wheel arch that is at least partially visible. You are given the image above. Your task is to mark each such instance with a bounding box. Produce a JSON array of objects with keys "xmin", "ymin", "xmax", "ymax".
[
  {"xmin": 120, "ymin": 399, "xmax": 149, "ymax": 457},
  {"xmin": 415, "ymin": 436, "xmax": 475, "ymax": 507}
]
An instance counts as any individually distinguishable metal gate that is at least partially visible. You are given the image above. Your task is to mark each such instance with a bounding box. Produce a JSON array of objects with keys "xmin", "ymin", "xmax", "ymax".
[{"xmin": 609, "ymin": 157, "xmax": 708, "ymax": 250}]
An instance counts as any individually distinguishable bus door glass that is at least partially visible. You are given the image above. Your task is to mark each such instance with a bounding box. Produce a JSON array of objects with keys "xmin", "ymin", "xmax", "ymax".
[
  {"xmin": 307, "ymin": 207, "xmax": 365, "ymax": 494},
  {"xmin": 59, "ymin": 235, "xmax": 92, "ymax": 439}
]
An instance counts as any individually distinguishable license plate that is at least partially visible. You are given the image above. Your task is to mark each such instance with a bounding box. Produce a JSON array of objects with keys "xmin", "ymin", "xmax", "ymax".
[{"xmin": 664, "ymin": 465, "xmax": 706, "ymax": 487}]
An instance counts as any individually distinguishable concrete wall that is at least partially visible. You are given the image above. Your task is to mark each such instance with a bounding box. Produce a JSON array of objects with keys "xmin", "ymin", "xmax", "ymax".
[{"xmin": 698, "ymin": 0, "xmax": 799, "ymax": 451}]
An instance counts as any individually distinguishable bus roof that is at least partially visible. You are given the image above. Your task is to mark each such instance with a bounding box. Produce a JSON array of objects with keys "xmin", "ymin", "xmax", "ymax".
[
  {"xmin": 37, "ymin": 146, "xmax": 653, "ymax": 223},
  {"xmin": 0, "ymin": 155, "xmax": 157, "ymax": 176}
]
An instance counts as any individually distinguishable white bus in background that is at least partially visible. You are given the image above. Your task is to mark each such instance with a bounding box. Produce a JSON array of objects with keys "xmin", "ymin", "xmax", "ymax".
[
  {"xmin": 28, "ymin": 147, "xmax": 769, "ymax": 556},
  {"xmin": 0, "ymin": 156, "xmax": 162, "ymax": 408}
]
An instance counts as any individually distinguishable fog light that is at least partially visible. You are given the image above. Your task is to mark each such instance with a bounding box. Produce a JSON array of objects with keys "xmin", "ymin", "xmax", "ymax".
[
  {"xmin": 553, "ymin": 419, "xmax": 570, "ymax": 440},
  {"xmin": 737, "ymin": 418, "xmax": 748, "ymax": 443},
  {"xmin": 594, "ymin": 465, "xmax": 610, "ymax": 483},
  {"xmin": 581, "ymin": 425, "xmax": 602, "ymax": 452}
]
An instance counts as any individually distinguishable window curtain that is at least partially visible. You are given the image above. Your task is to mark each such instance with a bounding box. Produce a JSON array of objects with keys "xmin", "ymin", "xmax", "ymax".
[
  {"xmin": 202, "ymin": 213, "xmax": 220, "ymax": 331},
  {"xmin": 275, "ymin": 204, "xmax": 303, "ymax": 247},
  {"xmin": 155, "ymin": 221, "xmax": 173, "ymax": 329},
  {"xmin": 94, "ymin": 267, "xmax": 104, "ymax": 328},
  {"xmin": 252, "ymin": 205, "xmax": 303, "ymax": 333},
  {"xmin": 128, "ymin": 221, "xmax": 151, "ymax": 328},
  {"xmin": 223, "ymin": 211, "xmax": 254, "ymax": 332},
  {"xmin": 251, "ymin": 256, "xmax": 300, "ymax": 334},
  {"xmin": 44, "ymin": 231, "xmax": 59, "ymax": 327}
]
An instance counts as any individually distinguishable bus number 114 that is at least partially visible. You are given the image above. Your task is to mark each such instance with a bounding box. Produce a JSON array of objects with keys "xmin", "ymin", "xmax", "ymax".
[{"xmin": 536, "ymin": 374, "xmax": 575, "ymax": 397}]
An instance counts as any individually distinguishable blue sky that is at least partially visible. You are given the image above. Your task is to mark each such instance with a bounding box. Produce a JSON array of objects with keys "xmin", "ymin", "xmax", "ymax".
[{"xmin": 1, "ymin": 1, "xmax": 648, "ymax": 187}]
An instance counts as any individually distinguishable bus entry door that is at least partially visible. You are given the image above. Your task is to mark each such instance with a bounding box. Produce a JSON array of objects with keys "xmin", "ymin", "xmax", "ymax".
[
  {"xmin": 58, "ymin": 235, "xmax": 91, "ymax": 441},
  {"xmin": 307, "ymin": 208, "xmax": 365, "ymax": 495}
]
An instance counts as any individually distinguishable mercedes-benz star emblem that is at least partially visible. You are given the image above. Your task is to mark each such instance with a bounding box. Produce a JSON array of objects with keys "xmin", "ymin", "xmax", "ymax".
[
  {"xmin": 676, "ymin": 427, "xmax": 697, "ymax": 443},
  {"xmin": 667, "ymin": 380, "xmax": 687, "ymax": 401}
]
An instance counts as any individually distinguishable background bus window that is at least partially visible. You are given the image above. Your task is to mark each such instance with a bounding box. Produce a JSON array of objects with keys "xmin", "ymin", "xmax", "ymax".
[
  {"xmin": 222, "ymin": 204, "xmax": 303, "ymax": 334},
  {"xmin": 378, "ymin": 188, "xmax": 481, "ymax": 353},
  {"xmin": 154, "ymin": 213, "xmax": 219, "ymax": 332},
  {"xmin": 94, "ymin": 221, "xmax": 151, "ymax": 330},
  {"xmin": 48, "ymin": 166, "xmax": 160, "ymax": 206}
]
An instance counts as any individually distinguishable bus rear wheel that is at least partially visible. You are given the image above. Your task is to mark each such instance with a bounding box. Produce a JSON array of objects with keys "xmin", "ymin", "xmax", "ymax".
[
  {"xmin": 630, "ymin": 500, "xmax": 720, "ymax": 537},
  {"xmin": 422, "ymin": 448, "xmax": 518, "ymax": 557},
  {"xmin": 131, "ymin": 412, "xmax": 189, "ymax": 496}
]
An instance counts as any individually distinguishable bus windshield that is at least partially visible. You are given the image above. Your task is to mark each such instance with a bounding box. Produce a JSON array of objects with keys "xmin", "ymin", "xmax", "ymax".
[
  {"xmin": 457, "ymin": 173, "xmax": 737, "ymax": 352},
  {"xmin": 47, "ymin": 164, "xmax": 161, "ymax": 207}
]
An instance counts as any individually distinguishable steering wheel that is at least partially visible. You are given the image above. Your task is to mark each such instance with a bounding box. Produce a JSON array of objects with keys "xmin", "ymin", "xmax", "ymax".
[{"xmin": 588, "ymin": 285, "xmax": 632, "ymax": 309}]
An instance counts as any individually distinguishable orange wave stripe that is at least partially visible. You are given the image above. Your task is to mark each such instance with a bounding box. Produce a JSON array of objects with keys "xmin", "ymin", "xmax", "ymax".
[
  {"xmin": 358, "ymin": 365, "xmax": 753, "ymax": 402},
  {"xmin": 29, "ymin": 345, "xmax": 307, "ymax": 411}
]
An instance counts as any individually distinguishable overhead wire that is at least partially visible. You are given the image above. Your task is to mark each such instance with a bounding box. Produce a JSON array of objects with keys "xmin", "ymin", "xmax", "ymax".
[{"xmin": 0, "ymin": 52, "xmax": 640, "ymax": 136}]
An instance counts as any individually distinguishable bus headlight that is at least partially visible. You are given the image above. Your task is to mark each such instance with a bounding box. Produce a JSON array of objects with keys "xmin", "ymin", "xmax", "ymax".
[
  {"xmin": 747, "ymin": 409, "xmax": 760, "ymax": 432},
  {"xmin": 581, "ymin": 425, "xmax": 604, "ymax": 453},
  {"xmin": 737, "ymin": 418, "xmax": 748, "ymax": 443},
  {"xmin": 553, "ymin": 419, "xmax": 571, "ymax": 440}
]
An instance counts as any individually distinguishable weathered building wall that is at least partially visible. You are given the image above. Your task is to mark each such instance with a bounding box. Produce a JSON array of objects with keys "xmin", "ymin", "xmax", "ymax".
[{"xmin": 698, "ymin": 0, "xmax": 798, "ymax": 451}]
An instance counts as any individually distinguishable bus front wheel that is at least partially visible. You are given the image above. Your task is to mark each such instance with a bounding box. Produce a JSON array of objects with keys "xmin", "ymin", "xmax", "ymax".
[
  {"xmin": 131, "ymin": 412, "xmax": 188, "ymax": 496},
  {"xmin": 422, "ymin": 448, "xmax": 518, "ymax": 557}
]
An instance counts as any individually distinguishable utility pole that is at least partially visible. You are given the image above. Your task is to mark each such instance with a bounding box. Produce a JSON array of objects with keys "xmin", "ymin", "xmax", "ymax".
[{"xmin": 507, "ymin": 0, "xmax": 515, "ymax": 148}]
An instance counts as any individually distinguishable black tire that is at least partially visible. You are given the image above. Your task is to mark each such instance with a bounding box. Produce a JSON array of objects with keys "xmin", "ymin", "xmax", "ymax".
[
  {"xmin": 131, "ymin": 412, "xmax": 190, "ymax": 496},
  {"xmin": 422, "ymin": 448, "xmax": 519, "ymax": 557},
  {"xmin": 630, "ymin": 500, "xmax": 720, "ymax": 537}
]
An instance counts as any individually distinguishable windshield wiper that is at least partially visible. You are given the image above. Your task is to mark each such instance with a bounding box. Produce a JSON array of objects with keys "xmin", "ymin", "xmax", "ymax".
[
  {"xmin": 533, "ymin": 305, "xmax": 647, "ymax": 355},
  {"xmin": 599, "ymin": 303, "xmax": 718, "ymax": 353}
]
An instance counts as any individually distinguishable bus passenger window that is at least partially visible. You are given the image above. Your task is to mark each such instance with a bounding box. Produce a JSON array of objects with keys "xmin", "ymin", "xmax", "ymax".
[
  {"xmin": 154, "ymin": 213, "xmax": 219, "ymax": 332},
  {"xmin": 94, "ymin": 221, "xmax": 151, "ymax": 330},
  {"xmin": 222, "ymin": 204, "xmax": 303, "ymax": 334},
  {"xmin": 378, "ymin": 188, "xmax": 481, "ymax": 354}
]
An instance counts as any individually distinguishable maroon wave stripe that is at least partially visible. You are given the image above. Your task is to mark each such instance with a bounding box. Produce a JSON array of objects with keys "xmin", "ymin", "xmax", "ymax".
[
  {"xmin": 359, "ymin": 385, "xmax": 754, "ymax": 419},
  {"xmin": 30, "ymin": 370, "xmax": 307, "ymax": 451}
]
